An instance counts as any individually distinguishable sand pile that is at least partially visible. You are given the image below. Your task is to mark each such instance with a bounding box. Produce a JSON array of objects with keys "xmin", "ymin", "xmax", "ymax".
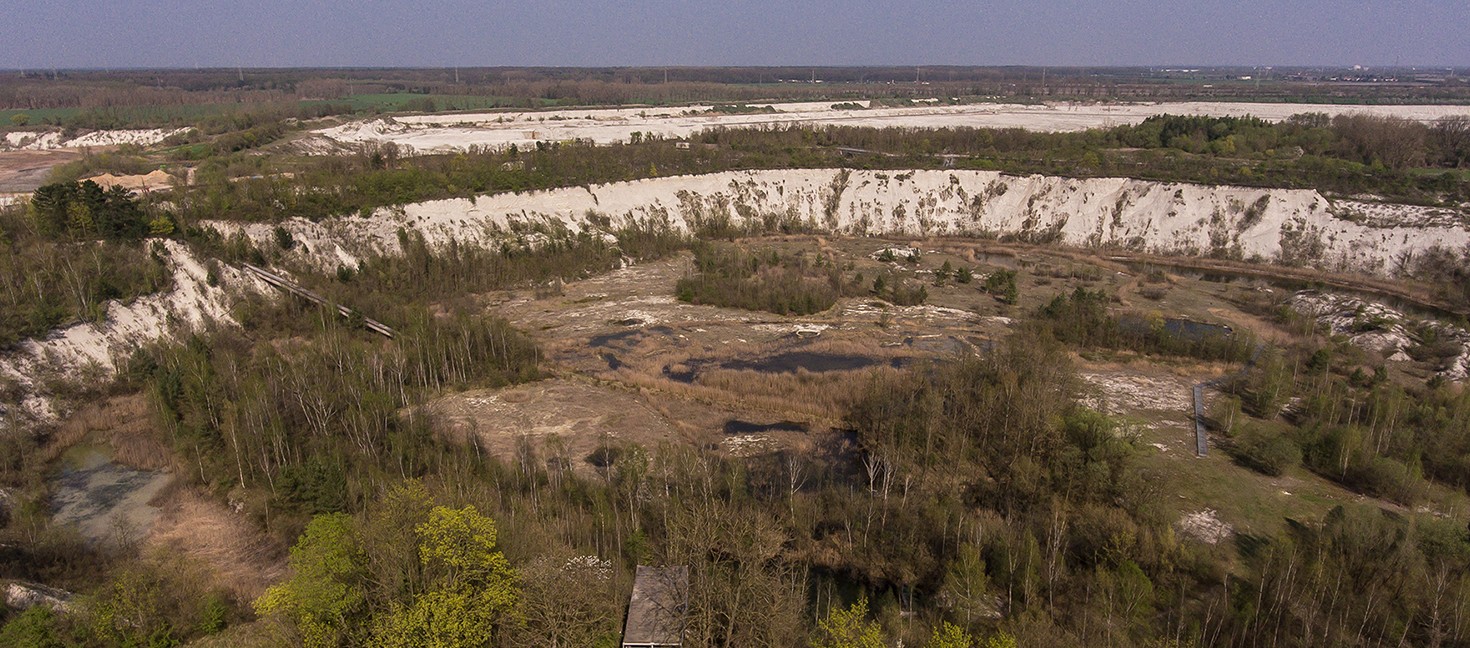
[{"xmin": 84, "ymin": 169, "xmax": 176, "ymax": 192}]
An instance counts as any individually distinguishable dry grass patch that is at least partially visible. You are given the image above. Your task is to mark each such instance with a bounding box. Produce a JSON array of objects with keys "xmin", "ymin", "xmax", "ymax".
[
  {"xmin": 45, "ymin": 393, "xmax": 172, "ymax": 471},
  {"xmin": 146, "ymin": 488, "xmax": 286, "ymax": 603},
  {"xmin": 422, "ymin": 378, "xmax": 690, "ymax": 471}
]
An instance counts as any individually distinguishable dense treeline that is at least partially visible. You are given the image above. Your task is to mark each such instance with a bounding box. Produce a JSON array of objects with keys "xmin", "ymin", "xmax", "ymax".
[
  {"xmin": 170, "ymin": 140, "xmax": 756, "ymax": 225},
  {"xmin": 320, "ymin": 222, "xmax": 686, "ymax": 315},
  {"xmin": 1036, "ymin": 287, "xmax": 1256, "ymax": 362},
  {"xmin": 697, "ymin": 115, "xmax": 1470, "ymax": 204},
  {"xmin": 141, "ymin": 305, "xmax": 540, "ymax": 517},
  {"xmin": 0, "ymin": 187, "xmax": 174, "ymax": 347},
  {"xmin": 1215, "ymin": 333, "xmax": 1470, "ymax": 507},
  {"xmin": 6, "ymin": 67, "xmax": 1469, "ymax": 127},
  {"xmin": 26, "ymin": 180, "xmax": 169, "ymax": 240}
]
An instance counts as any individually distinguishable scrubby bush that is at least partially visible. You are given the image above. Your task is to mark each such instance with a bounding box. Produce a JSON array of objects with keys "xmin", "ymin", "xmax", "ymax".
[
  {"xmin": 1232, "ymin": 428, "xmax": 1302, "ymax": 477},
  {"xmin": 676, "ymin": 242, "xmax": 856, "ymax": 314},
  {"xmin": 983, "ymin": 269, "xmax": 1018, "ymax": 304}
]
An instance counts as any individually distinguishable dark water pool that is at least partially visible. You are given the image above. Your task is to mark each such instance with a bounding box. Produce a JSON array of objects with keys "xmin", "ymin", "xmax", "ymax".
[
  {"xmin": 721, "ymin": 352, "xmax": 909, "ymax": 374},
  {"xmin": 723, "ymin": 420, "xmax": 811, "ymax": 435}
]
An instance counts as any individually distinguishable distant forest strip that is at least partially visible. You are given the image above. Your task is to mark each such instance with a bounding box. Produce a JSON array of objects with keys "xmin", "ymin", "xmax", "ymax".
[
  {"xmin": 3, "ymin": 66, "xmax": 1470, "ymax": 129},
  {"xmin": 155, "ymin": 113, "xmax": 1470, "ymax": 232}
]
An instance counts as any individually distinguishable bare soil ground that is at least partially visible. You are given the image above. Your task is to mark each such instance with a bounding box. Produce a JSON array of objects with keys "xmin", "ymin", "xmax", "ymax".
[
  {"xmin": 0, "ymin": 149, "xmax": 76, "ymax": 192},
  {"xmin": 423, "ymin": 378, "xmax": 689, "ymax": 470},
  {"xmin": 434, "ymin": 235, "xmax": 1470, "ymax": 543},
  {"xmin": 437, "ymin": 243, "xmax": 1013, "ymax": 467}
]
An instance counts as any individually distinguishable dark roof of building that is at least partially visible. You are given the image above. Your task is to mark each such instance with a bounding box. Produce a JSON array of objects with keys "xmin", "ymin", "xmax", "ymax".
[{"xmin": 622, "ymin": 564, "xmax": 689, "ymax": 647}]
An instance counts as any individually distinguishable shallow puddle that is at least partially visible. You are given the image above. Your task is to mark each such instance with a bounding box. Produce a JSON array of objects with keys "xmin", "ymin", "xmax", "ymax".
[{"xmin": 51, "ymin": 444, "xmax": 170, "ymax": 545}]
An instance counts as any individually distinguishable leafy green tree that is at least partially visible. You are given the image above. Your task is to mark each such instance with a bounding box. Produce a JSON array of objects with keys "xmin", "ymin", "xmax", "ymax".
[
  {"xmin": 26, "ymin": 180, "xmax": 149, "ymax": 239},
  {"xmin": 938, "ymin": 544, "xmax": 993, "ymax": 627},
  {"xmin": 370, "ymin": 506, "xmax": 518, "ymax": 648},
  {"xmin": 0, "ymin": 606, "xmax": 64, "ymax": 648},
  {"xmin": 255, "ymin": 513, "xmax": 367, "ymax": 648},
  {"xmin": 926, "ymin": 621, "xmax": 975, "ymax": 648},
  {"xmin": 148, "ymin": 213, "xmax": 176, "ymax": 236},
  {"xmin": 981, "ymin": 632, "xmax": 1018, "ymax": 648},
  {"xmin": 812, "ymin": 598, "xmax": 885, "ymax": 648}
]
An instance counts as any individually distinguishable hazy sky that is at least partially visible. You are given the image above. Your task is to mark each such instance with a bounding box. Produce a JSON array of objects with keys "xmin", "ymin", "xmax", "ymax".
[{"xmin": 3, "ymin": 0, "xmax": 1468, "ymax": 69}]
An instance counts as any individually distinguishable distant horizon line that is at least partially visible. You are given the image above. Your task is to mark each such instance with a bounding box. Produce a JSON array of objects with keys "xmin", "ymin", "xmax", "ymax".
[{"xmin": 3, "ymin": 64, "xmax": 1467, "ymax": 73}]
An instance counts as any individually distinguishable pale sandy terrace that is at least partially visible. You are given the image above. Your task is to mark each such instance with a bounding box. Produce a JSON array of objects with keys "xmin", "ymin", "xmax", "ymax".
[{"xmin": 308, "ymin": 100, "xmax": 1470, "ymax": 154}]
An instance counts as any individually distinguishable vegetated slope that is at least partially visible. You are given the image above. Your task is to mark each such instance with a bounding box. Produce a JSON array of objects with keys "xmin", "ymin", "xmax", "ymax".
[
  {"xmin": 0, "ymin": 240, "xmax": 264, "ymax": 423},
  {"xmin": 218, "ymin": 168, "xmax": 1468, "ymax": 276}
]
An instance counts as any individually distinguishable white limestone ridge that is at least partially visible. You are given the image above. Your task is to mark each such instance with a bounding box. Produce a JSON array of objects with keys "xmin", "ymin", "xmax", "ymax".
[{"xmin": 211, "ymin": 169, "xmax": 1468, "ymax": 276}]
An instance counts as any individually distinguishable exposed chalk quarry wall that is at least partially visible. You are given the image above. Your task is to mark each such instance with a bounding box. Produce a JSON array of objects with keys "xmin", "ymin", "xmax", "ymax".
[
  {"xmin": 215, "ymin": 169, "xmax": 1470, "ymax": 277},
  {"xmin": 1, "ymin": 128, "xmax": 192, "ymax": 151}
]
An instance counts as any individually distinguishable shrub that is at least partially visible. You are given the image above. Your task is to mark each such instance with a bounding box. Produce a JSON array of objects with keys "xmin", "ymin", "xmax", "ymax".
[
  {"xmin": 1233, "ymin": 430, "xmax": 1302, "ymax": 477},
  {"xmin": 675, "ymin": 242, "xmax": 851, "ymax": 315},
  {"xmin": 983, "ymin": 269, "xmax": 1018, "ymax": 304}
]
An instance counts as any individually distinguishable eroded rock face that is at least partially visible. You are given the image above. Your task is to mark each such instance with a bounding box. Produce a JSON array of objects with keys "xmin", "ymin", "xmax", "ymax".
[
  {"xmin": 4, "ymin": 582, "xmax": 73, "ymax": 613},
  {"xmin": 1, "ymin": 128, "xmax": 191, "ymax": 151},
  {"xmin": 211, "ymin": 169, "xmax": 1470, "ymax": 277},
  {"xmin": 1287, "ymin": 290, "xmax": 1470, "ymax": 379}
]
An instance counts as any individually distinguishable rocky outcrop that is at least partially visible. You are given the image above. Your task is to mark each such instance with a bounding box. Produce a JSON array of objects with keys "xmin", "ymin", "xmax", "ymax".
[
  {"xmin": 4, "ymin": 582, "xmax": 73, "ymax": 613},
  {"xmin": 1287, "ymin": 290, "xmax": 1470, "ymax": 379}
]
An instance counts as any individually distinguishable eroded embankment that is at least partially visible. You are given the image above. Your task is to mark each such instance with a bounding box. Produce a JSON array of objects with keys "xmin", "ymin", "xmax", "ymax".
[
  {"xmin": 1, "ymin": 128, "xmax": 191, "ymax": 151},
  {"xmin": 210, "ymin": 169, "xmax": 1469, "ymax": 277},
  {"xmin": 0, "ymin": 240, "xmax": 264, "ymax": 423}
]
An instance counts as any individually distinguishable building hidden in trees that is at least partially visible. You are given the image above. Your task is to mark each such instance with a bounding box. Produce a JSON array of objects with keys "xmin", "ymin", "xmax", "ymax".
[{"xmin": 622, "ymin": 565, "xmax": 689, "ymax": 648}]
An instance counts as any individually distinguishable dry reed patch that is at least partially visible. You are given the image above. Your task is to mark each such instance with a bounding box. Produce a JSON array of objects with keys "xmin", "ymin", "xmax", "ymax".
[
  {"xmin": 46, "ymin": 393, "xmax": 172, "ymax": 471},
  {"xmin": 146, "ymin": 488, "xmax": 286, "ymax": 603}
]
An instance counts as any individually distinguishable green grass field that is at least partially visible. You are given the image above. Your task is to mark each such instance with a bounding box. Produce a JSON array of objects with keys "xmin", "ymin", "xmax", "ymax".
[{"xmin": 1130, "ymin": 409, "xmax": 1469, "ymax": 543}]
